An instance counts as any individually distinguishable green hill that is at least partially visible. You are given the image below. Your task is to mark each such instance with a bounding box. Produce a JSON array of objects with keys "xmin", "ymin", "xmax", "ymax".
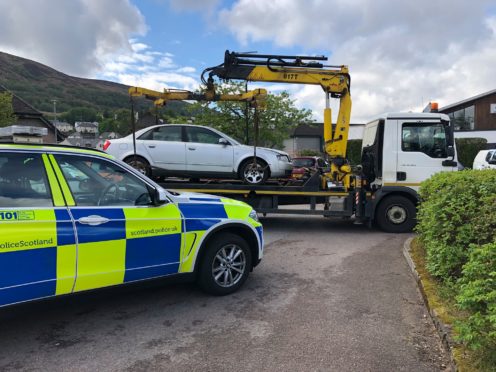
[{"xmin": 0, "ymin": 51, "xmax": 187, "ymax": 116}]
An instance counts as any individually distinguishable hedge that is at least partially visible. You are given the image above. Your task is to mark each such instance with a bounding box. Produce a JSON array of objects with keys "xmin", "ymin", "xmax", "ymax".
[
  {"xmin": 416, "ymin": 169, "xmax": 496, "ymax": 357},
  {"xmin": 346, "ymin": 139, "xmax": 362, "ymax": 165},
  {"xmin": 455, "ymin": 137, "xmax": 487, "ymax": 168}
]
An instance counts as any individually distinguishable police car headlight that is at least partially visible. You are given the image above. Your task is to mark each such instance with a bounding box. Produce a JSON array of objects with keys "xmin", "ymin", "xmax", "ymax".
[{"xmin": 249, "ymin": 209, "xmax": 259, "ymax": 222}]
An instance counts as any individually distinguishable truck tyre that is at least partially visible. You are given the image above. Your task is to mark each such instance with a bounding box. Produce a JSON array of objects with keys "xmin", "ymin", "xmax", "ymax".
[
  {"xmin": 239, "ymin": 159, "xmax": 269, "ymax": 185},
  {"xmin": 125, "ymin": 156, "xmax": 151, "ymax": 177},
  {"xmin": 198, "ymin": 232, "xmax": 252, "ymax": 296},
  {"xmin": 375, "ymin": 195, "xmax": 416, "ymax": 233}
]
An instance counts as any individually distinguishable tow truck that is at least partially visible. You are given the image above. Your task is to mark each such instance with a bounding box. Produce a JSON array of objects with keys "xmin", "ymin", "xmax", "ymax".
[{"xmin": 126, "ymin": 51, "xmax": 458, "ymax": 233}]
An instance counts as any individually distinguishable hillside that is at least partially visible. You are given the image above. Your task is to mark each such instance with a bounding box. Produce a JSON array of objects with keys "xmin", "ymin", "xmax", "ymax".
[{"xmin": 0, "ymin": 51, "xmax": 187, "ymax": 115}]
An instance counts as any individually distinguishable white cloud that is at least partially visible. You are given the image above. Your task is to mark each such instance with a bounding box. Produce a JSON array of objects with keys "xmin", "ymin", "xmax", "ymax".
[
  {"xmin": 0, "ymin": 0, "xmax": 146, "ymax": 77},
  {"xmin": 218, "ymin": 0, "xmax": 496, "ymax": 122}
]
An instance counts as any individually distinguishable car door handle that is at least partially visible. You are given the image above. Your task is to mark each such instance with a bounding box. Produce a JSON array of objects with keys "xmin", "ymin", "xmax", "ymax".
[
  {"xmin": 188, "ymin": 147, "xmax": 196, "ymax": 151},
  {"xmin": 148, "ymin": 145, "xmax": 156, "ymax": 148},
  {"xmin": 78, "ymin": 215, "xmax": 110, "ymax": 226}
]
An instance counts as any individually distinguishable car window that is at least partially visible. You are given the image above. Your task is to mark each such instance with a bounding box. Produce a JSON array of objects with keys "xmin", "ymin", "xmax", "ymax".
[
  {"xmin": 293, "ymin": 158, "xmax": 315, "ymax": 167},
  {"xmin": 186, "ymin": 127, "xmax": 222, "ymax": 144},
  {"xmin": 485, "ymin": 150, "xmax": 496, "ymax": 163},
  {"xmin": 401, "ymin": 123, "xmax": 447, "ymax": 158},
  {"xmin": 139, "ymin": 126, "xmax": 182, "ymax": 141},
  {"xmin": 54, "ymin": 155, "xmax": 153, "ymax": 207},
  {"xmin": 0, "ymin": 152, "xmax": 53, "ymax": 207}
]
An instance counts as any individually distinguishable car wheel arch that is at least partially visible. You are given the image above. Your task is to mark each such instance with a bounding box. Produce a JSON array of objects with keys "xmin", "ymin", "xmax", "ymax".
[{"xmin": 192, "ymin": 222, "xmax": 261, "ymax": 274}]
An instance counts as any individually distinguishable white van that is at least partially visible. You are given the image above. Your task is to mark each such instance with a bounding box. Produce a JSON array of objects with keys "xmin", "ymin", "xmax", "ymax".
[{"xmin": 473, "ymin": 149, "xmax": 496, "ymax": 170}]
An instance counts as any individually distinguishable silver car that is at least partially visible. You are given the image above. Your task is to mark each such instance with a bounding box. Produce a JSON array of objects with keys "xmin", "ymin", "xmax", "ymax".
[{"xmin": 104, "ymin": 124, "xmax": 293, "ymax": 184}]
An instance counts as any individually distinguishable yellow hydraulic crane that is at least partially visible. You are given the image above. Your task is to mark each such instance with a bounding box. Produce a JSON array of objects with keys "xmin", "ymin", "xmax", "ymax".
[
  {"xmin": 202, "ymin": 51, "xmax": 352, "ymax": 189},
  {"xmin": 129, "ymin": 50, "xmax": 352, "ymax": 189}
]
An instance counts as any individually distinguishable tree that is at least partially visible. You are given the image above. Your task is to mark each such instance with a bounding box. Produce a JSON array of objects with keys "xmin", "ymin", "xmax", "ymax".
[
  {"xmin": 0, "ymin": 92, "xmax": 17, "ymax": 127},
  {"xmin": 189, "ymin": 82, "xmax": 313, "ymax": 148},
  {"xmin": 98, "ymin": 109, "xmax": 133, "ymax": 135},
  {"xmin": 59, "ymin": 107, "xmax": 98, "ymax": 124}
]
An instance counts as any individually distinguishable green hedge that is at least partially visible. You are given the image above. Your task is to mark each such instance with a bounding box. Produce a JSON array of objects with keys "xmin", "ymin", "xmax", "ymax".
[
  {"xmin": 416, "ymin": 169, "xmax": 496, "ymax": 355},
  {"xmin": 455, "ymin": 137, "xmax": 487, "ymax": 168}
]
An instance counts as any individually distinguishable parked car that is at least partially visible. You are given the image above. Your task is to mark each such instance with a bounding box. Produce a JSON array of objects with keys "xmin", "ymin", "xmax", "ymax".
[
  {"xmin": 291, "ymin": 156, "xmax": 329, "ymax": 180},
  {"xmin": 473, "ymin": 149, "xmax": 496, "ymax": 170},
  {"xmin": 0, "ymin": 143, "xmax": 264, "ymax": 308},
  {"xmin": 104, "ymin": 124, "xmax": 293, "ymax": 185}
]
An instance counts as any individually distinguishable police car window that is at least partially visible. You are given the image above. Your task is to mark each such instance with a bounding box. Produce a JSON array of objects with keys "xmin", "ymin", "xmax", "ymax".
[
  {"xmin": 0, "ymin": 153, "xmax": 53, "ymax": 207},
  {"xmin": 54, "ymin": 155, "xmax": 153, "ymax": 207}
]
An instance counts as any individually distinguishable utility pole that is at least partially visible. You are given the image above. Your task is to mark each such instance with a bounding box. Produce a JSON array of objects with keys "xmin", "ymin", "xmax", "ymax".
[{"xmin": 52, "ymin": 99, "xmax": 58, "ymax": 143}]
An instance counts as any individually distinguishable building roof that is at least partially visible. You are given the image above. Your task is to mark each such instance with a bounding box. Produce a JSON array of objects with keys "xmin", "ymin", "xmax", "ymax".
[
  {"xmin": 0, "ymin": 84, "xmax": 64, "ymax": 141},
  {"xmin": 439, "ymin": 89, "xmax": 496, "ymax": 112}
]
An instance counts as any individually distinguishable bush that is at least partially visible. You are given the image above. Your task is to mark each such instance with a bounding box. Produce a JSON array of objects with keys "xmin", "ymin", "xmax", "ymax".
[
  {"xmin": 456, "ymin": 138, "xmax": 487, "ymax": 168},
  {"xmin": 455, "ymin": 242, "xmax": 496, "ymax": 353},
  {"xmin": 346, "ymin": 139, "xmax": 362, "ymax": 165},
  {"xmin": 298, "ymin": 149, "xmax": 322, "ymax": 156},
  {"xmin": 416, "ymin": 170, "xmax": 496, "ymax": 281}
]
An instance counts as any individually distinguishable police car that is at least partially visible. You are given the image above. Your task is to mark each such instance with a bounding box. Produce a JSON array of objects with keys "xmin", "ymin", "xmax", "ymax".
[{"xmin": 0, "ymin": 144, "xmax": 263, "ymax": 308}]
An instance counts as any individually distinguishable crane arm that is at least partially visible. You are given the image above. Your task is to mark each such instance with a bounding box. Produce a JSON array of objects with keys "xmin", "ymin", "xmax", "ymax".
[
  {"xmin": 128, "ymin": 86, "xmax": 267, "ymax": 109},
  {"xmin": 203, "ymin": 50, "xmax": 352, "ymax": 160}
]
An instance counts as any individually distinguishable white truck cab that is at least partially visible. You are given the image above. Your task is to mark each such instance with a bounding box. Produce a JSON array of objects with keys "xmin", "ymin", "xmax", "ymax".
[{"xmin": 360, "ymin": 112, "xmax": 458, "ymax": 232}]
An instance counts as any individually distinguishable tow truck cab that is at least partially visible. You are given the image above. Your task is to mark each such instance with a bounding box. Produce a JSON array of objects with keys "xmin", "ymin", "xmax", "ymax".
[{"xmin": 360, "ymin": 112, "xmax": 458, "ymax": 232}]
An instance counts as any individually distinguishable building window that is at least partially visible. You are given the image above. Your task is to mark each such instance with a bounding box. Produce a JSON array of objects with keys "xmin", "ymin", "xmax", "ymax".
[{"xmin": 448, "ymin": 105, "xmax": 475, "ymax": 131}]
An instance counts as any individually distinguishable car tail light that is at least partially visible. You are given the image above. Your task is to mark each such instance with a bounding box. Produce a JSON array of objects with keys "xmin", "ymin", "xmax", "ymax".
[{"xmin": 103, "ymin": 140, "xmax": 111, "ymax": 151}]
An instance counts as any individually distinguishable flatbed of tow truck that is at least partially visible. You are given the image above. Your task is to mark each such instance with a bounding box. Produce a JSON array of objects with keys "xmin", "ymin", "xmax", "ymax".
[{"xmin": 158, "ymin": 173, "xmax": 356, "ymax": 217}]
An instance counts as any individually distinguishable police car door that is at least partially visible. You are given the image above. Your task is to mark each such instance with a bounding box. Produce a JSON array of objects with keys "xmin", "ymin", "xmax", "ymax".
[
  {"xmin": 0, "ymin": 151, "xmax": 76, "ymax": 307},
  {"xmin": 51, "ymin": 153, "xmax": 182, "ymax": 292}
]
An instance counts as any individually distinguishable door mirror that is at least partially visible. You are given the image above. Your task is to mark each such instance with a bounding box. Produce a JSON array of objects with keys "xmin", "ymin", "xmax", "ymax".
[
  {"xmin": 218, "ymin": 138, "xmax": 230, "ymax": 146},
  {"xmin": 155, "ymin": 188, "xmax": 169, "ymax": 204}
]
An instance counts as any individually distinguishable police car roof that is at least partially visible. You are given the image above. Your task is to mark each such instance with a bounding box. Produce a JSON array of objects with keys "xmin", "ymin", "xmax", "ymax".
[{"xmin": 0, "ymin": 142, "xmax": 114, "ymax": 158}]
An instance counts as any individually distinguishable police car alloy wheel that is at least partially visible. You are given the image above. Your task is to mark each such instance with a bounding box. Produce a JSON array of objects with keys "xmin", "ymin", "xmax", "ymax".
[{"xmin": 198, "ymin": 233, "xmax": 252, "ymax": 295}]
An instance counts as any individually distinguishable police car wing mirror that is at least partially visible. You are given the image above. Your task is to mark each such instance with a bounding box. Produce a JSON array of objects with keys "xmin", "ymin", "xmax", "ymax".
[{"xmin": 155, "ymin": 188, "xmax": 169, "ymax": 204}]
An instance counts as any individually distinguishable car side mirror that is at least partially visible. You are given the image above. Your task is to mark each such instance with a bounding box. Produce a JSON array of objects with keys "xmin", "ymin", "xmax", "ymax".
[
  {"xmin": 155, "ymin": 188, "xmax": 169, "ymax": 205},
  {"xmin": 218, "ymin": 138, "xmax": 230, "ymax": 146}
]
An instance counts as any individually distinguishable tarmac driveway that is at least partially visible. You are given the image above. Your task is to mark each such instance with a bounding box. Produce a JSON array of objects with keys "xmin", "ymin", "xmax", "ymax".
[{"xmin": 0, "ymin": 215, "xmax": 448, "ymax": 371}]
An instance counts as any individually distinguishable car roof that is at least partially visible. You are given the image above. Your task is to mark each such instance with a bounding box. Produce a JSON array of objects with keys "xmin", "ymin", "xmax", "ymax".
[{"xmin": 0, "ymin": 143, "xmax": 114, "ymax": 159}]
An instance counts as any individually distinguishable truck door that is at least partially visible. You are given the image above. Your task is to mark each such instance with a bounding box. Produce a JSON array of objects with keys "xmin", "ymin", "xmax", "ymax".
[{"xmin": 396, "ymin": 121, "xmax": 456, "ymax": 188}]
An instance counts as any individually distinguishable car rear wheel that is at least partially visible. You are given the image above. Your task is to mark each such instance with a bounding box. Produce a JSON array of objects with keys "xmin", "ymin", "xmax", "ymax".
[
  {"xmin": 124, "ymin": 156, "xmax": 151, "ymax": 177},
  {"xmin": 198, "ymin": 233, "xmax": 252, "ymax": 295},
  {"xmin": 239, "ymin": 159, "xmax": 269, "ymax": 185}
]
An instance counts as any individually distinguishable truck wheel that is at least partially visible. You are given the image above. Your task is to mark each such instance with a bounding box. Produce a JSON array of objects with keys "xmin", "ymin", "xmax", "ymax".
[
  {"xmin": 198, "ymin": 233, "xmax": 252, "ymax": 296},
  {"xmin": 240, "ymin": 159, "xmax": 269, "ymax": 185},
  {"xmin": 125, "ymin": 156, "xmax": 151, "ymax": 177},
  {"xmin": 375, "ymin": 195, "xmax": 416, "ymax": 233}
]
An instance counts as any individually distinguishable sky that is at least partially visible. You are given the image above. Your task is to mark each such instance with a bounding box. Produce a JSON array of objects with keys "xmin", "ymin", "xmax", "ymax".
[{"xmin": 0, "ymin": 0, "xmax": 495, "ymax": 122}]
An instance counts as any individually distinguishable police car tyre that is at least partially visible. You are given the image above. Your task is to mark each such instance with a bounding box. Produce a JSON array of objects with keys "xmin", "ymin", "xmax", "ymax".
[
  {"xmin": 124, "ymin": 156, "xmax": 151, "ymax": 177},
  {"xmin": 239, "ymin": 159, "xmax": 269, "ymax": 185},
  {"xmin": 198, "ymin": 232, "xmax": 252, "ymax": 296},
  {"xmin": 375, "ymin": 195, "xmax": 416, "ymax": 233}
]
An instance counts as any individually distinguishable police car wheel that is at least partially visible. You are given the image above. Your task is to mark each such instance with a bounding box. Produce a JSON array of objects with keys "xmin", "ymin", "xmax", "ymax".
[{"xmin": 198, "ymin": 233, "xmax": 252, "ymax": 295}]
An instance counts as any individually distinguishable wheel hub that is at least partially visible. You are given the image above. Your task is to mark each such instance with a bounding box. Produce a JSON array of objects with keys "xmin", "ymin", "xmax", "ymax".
[{"xmin": 387, "ymin": 205, "xmax": 407, "ymax": 224}]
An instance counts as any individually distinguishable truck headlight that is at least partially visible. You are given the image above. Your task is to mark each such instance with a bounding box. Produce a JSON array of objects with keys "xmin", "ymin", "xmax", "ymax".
[{"xmin": 249, "ymin": 209, "xmax": 259, "ymax": 222}]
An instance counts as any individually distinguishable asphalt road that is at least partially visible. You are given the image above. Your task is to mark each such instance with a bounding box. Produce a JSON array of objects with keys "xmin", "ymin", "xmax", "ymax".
[{"xmin": 0, "ymin": 215, "xmax": 448, "ymax": 372}]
